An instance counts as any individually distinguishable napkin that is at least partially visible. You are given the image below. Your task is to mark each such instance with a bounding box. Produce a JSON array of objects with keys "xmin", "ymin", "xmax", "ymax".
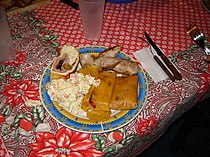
[{"xmin": 134, "ymin": 47, "xmax": 169, "ymax": 83}]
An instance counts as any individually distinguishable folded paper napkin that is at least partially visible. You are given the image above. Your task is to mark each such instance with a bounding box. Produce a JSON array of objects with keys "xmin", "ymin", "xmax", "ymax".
[{"xmin": 134, "ymin": 47, "xmax": 171, "ymax": 83}]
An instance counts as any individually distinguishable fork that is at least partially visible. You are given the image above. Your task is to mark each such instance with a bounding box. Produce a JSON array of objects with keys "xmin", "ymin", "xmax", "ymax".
[{"xmin": 186, "ymin": 23, "xmax": 210, "ymax": 55}]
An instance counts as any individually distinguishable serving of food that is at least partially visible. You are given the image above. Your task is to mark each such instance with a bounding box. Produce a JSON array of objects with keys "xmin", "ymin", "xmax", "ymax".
[
  {"xmin": 39, "ymin": 45, "xmax": 148, "ymax": 133},
  {"xmin": 1, "ymin": 0, "xmax": 50, "ymax": 16},
  {"xmin": 0, "ymin": 0, "xmax": 39, "ymax": 10}
]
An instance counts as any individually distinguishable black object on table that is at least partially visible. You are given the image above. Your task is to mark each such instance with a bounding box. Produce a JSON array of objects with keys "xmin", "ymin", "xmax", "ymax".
[
  {"xmin": 169, "ymin": 97, "xmax": 210, "ymax": 156},
  {"xmin": 60, "ymin": 0, "xmax": 79, "ymax": 10}
]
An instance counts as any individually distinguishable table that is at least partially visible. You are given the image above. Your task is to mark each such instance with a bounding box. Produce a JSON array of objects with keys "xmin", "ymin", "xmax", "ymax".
[{"xmin": 0, "ymin": 0, "xmax": 210, "ymax": 156}]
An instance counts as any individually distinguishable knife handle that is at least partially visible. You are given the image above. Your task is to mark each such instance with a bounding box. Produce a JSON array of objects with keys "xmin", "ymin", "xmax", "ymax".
[
  {"xmin": 160, "ymin": 55, "xmax": 182, "ymax": 80},
  {"xmin": 153, "ymin": 56, "xmax": 175, "ymax": 81}
]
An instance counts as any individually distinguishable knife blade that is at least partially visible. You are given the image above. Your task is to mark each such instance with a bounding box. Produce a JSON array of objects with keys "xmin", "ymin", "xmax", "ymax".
[{"xmin": 144, "ymin": 31, "xmax": 182, "ymax": 80}]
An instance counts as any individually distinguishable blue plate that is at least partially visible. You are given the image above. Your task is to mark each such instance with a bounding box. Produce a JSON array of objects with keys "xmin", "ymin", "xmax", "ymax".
[{"xmin": 39, "ymin": 46, "xmax": 148, "ymax": 133}]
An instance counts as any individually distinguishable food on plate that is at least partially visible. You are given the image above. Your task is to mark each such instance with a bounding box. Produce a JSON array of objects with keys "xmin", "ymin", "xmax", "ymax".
[
  {"xmin": 80, "ymin": 45, "xmax": 121, "ymax": 70},
  {"xmin": 0, "ymin": 0, "xmax": 35, "ymax": 10},
  {"xmin": 50, "ymin": 45, "xmax": 79, "ymax": 80},
  {"xmin": 0, "ymin": 0, "xmax": 15, "ymax": 10},
  {"xmin": 79, "ymin": 65, "xmax": 100, "ymax": 112},
  {"xmin": 113, "ymin": 59, "xmax": 138, "ymax": 76},
  {"xmin": 78, "ymin": 65, "xmax": 99, "ymax": 78},
  {"xmin": 80, "ymin": 69, "xmax": 138, "ymax": 122},
  {"xmin": 46, "ymin": 45, "xmax": 140, "ymax": 123},
  {"xmin": 80, "ymin": 53, "xmax": 95, "ymax": 69},
  {"xmin": 46, "ymin": 73, "xmax": 100, "ymax": 116},
  {"xmin": 85, "ymin": 71, "xmax": 138, "ymax": 123},
  {"xmin": 87, "ymin": 110, "xmax": 111, "ymax": 123},
  {"xmin": 99, "ymin": 57, "xmax": 122, "ymax": 70},
  {"xmin": 109, "ymin": 75, "xmax": 138, "ymax": 110},
  {"xmin": 81, "ymin": 86, "xmax": 95, "ymax": 112},
  {"xmin": 79, "ymin": 45, "xmax": 138, "ymax": 75},
  {"xmin": 91, "ymin": 71, "xmax": 117, "ymax": 111},
  {"xmin": 98, "ymin": 45, "xmax": 121, "ymax": 58}
]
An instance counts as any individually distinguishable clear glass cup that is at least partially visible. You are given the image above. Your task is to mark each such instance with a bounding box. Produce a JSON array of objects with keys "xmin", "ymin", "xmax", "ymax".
[
  {"xmin": 0, "ymin": 8, "xmax": 16, "ymax": 62},
  {"xmin": 78, "ymin": 0, "xmax": 105, "ymax": 40}
]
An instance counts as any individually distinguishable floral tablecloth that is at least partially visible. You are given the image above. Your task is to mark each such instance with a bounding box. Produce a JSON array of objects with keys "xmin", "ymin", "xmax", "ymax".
[{"xmin": 0, "ymin": 0, "xmax": 210, "ymax": 156}]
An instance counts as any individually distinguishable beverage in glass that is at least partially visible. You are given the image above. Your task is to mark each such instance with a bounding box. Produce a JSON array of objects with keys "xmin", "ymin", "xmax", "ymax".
[
  {"xmin": 0, "ymin": 8, "xmax": 16, "ymax": 62},
  {"xmin": 78, "ymin": 0, "xmax": 105, "ymax": 40}
]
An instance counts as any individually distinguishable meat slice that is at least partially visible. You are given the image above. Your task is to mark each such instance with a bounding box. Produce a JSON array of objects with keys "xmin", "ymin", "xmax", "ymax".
[
  {"xmin": 80, "ymin": 45, "xmax": 122, "ymax": 70},
  {"xmin": 93, "ymin": 45, "xmax": 121, "ymax": 70},
  {"xmin": 99, "ymin": 45, "xmax": 121, "ymax": 58},
  {"xmin": 113, "ymin": 60, "xmax": 138, "ymax": 75},
  {"xmin": 100, "ymin": 57, "xmax": 121, "ymax": 70},
  {"xmin": 79, "ymin": 45, "xmax": 138, "ymax": 75},
  {"xmin": 80, "ymin": 53, "xmax": 95, "ymax": 68}
]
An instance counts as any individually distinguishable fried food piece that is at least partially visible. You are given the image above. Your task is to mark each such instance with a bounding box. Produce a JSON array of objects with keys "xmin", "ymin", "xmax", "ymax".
[
  {"xmin": 108, "ymin": 77, "xmax": 125, "ymax": 109},
  {"xmin": 78, "ymin": 65, "xmax": 99, "ymax": 78},
  {"xmin": 91, "ymin": 71, "xmax": 116, "ymax": 111},
  {"xmin": 124, "ymin": 75, "xmax": 138, "ymax": 108},
  {"xmin": 79, "ymin": 66, "xmax": 100, "ymax": 111},
  {"xmin": 81, "ymin": 86, "xmax": 95, "ymax": 112},
  {"xmin": 87, "ymin": 110, "xmax": 111, "ymax": 123},
  {"xmin": 109, "ymin": 75, "xmax": 138, "ymax": 110},
  {"xmin": 113, "ymin": 60, "xmax": 138, "ymax": 75}
]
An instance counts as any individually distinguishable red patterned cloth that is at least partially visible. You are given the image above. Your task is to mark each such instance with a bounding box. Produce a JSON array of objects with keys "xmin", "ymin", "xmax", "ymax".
[
  {"xmin": 35, "ymin": 0, "xmax": 210, "ymax": 56},
  {"xmin": 0, "ymin": 136, "xmax": 8, "ymax": 157},
  {"xmin": 0, "ymin": 0, "xmax": 210, "ymax": 157}
]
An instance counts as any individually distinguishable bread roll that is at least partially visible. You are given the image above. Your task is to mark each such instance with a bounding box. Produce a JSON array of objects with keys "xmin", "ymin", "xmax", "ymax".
[{"xmin": 50, "ymin": 45, "xmax": 79, "ymax": 80}]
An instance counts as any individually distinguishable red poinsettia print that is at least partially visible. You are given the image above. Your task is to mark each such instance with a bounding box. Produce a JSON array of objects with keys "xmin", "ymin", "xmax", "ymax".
[
  {"xmin": 197, "ymin": 73, "xmax": 210, "ymax": 94},
  {"xmin": 0, "ymin": 138, "xmax": 7, "ymax": 157},
  {"xmin": 196, "ymin": 73, "xmax": 210, "ymax": 102},
  {"xmin": 1, "ymin": 79, "xmax": 39, "ymax": 108},
  {"xmin": 137, "ymin": 116, "xmax": 158, "ymax": 136},
  {"xmin": 29, "ymin": 127, "xmax": 104, "ymax": 157},
  {"xmin": 5, "ymin": 51, "xmax": 27, "ymax": 66},
  {"xmin": 0, "ymin": 114, "xmax": 5, "ymax": 123}
]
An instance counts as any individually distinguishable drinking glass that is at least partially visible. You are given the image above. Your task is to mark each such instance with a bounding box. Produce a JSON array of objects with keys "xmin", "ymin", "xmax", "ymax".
[
  {"xmin": 0, "ymin": 8, "xmax": 16, "ymax": 62},
  {"xmin": 78, "ymin": 0, "xmax": 105, "ymax": 40}
]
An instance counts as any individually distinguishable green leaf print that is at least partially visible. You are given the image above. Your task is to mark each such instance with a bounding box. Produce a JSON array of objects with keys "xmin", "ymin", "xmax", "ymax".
[
  {"xmin": 32, "ymin": 105, "xmax": 45, "ymax": 123},
  {"xmin": 1, "ymin": 105, "xmax": 10, "ymax": 116},
  {"xmin": 12, "ymin": 112, "xmax": 26, "ymax": 127},
  {"xmin": 11, "ymin": 72, "xmax": 24, "ymax": 80},
  {"xmin": 0, "ymin": 64, "xmax": 6, "ymax": 71},
  {"xmin": 8, "ymin": 67, "xmax": 15, "ymax": 75},
  {"xmin": 0, "ymin": 65, "xmax": 24, "ymax": 84},
  {"xmin": 91, "ymin": 134, "xmax": 106, "ymax": 150},
  {"xmin": 121, "ymin": 134, "xmax": 135, "ymax": 145},
  {"xmin": 103, "ymin": 145, "xmax": 116, "ymax": 157}
]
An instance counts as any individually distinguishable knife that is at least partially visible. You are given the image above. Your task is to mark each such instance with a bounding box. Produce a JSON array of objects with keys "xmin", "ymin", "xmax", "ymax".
[
  {"xmin": 152, "ymin": 52, "xmax": 175, "ymax": 81},
  {"xmin": 144, "ymin": 31, "xmax": 182, "ymax": 80}
]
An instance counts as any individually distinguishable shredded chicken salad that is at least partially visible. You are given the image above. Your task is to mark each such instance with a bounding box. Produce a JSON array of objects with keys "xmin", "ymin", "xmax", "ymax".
[{"xmin": 46, "ymin": 73, "xmax": 100, "ymax": 116}]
